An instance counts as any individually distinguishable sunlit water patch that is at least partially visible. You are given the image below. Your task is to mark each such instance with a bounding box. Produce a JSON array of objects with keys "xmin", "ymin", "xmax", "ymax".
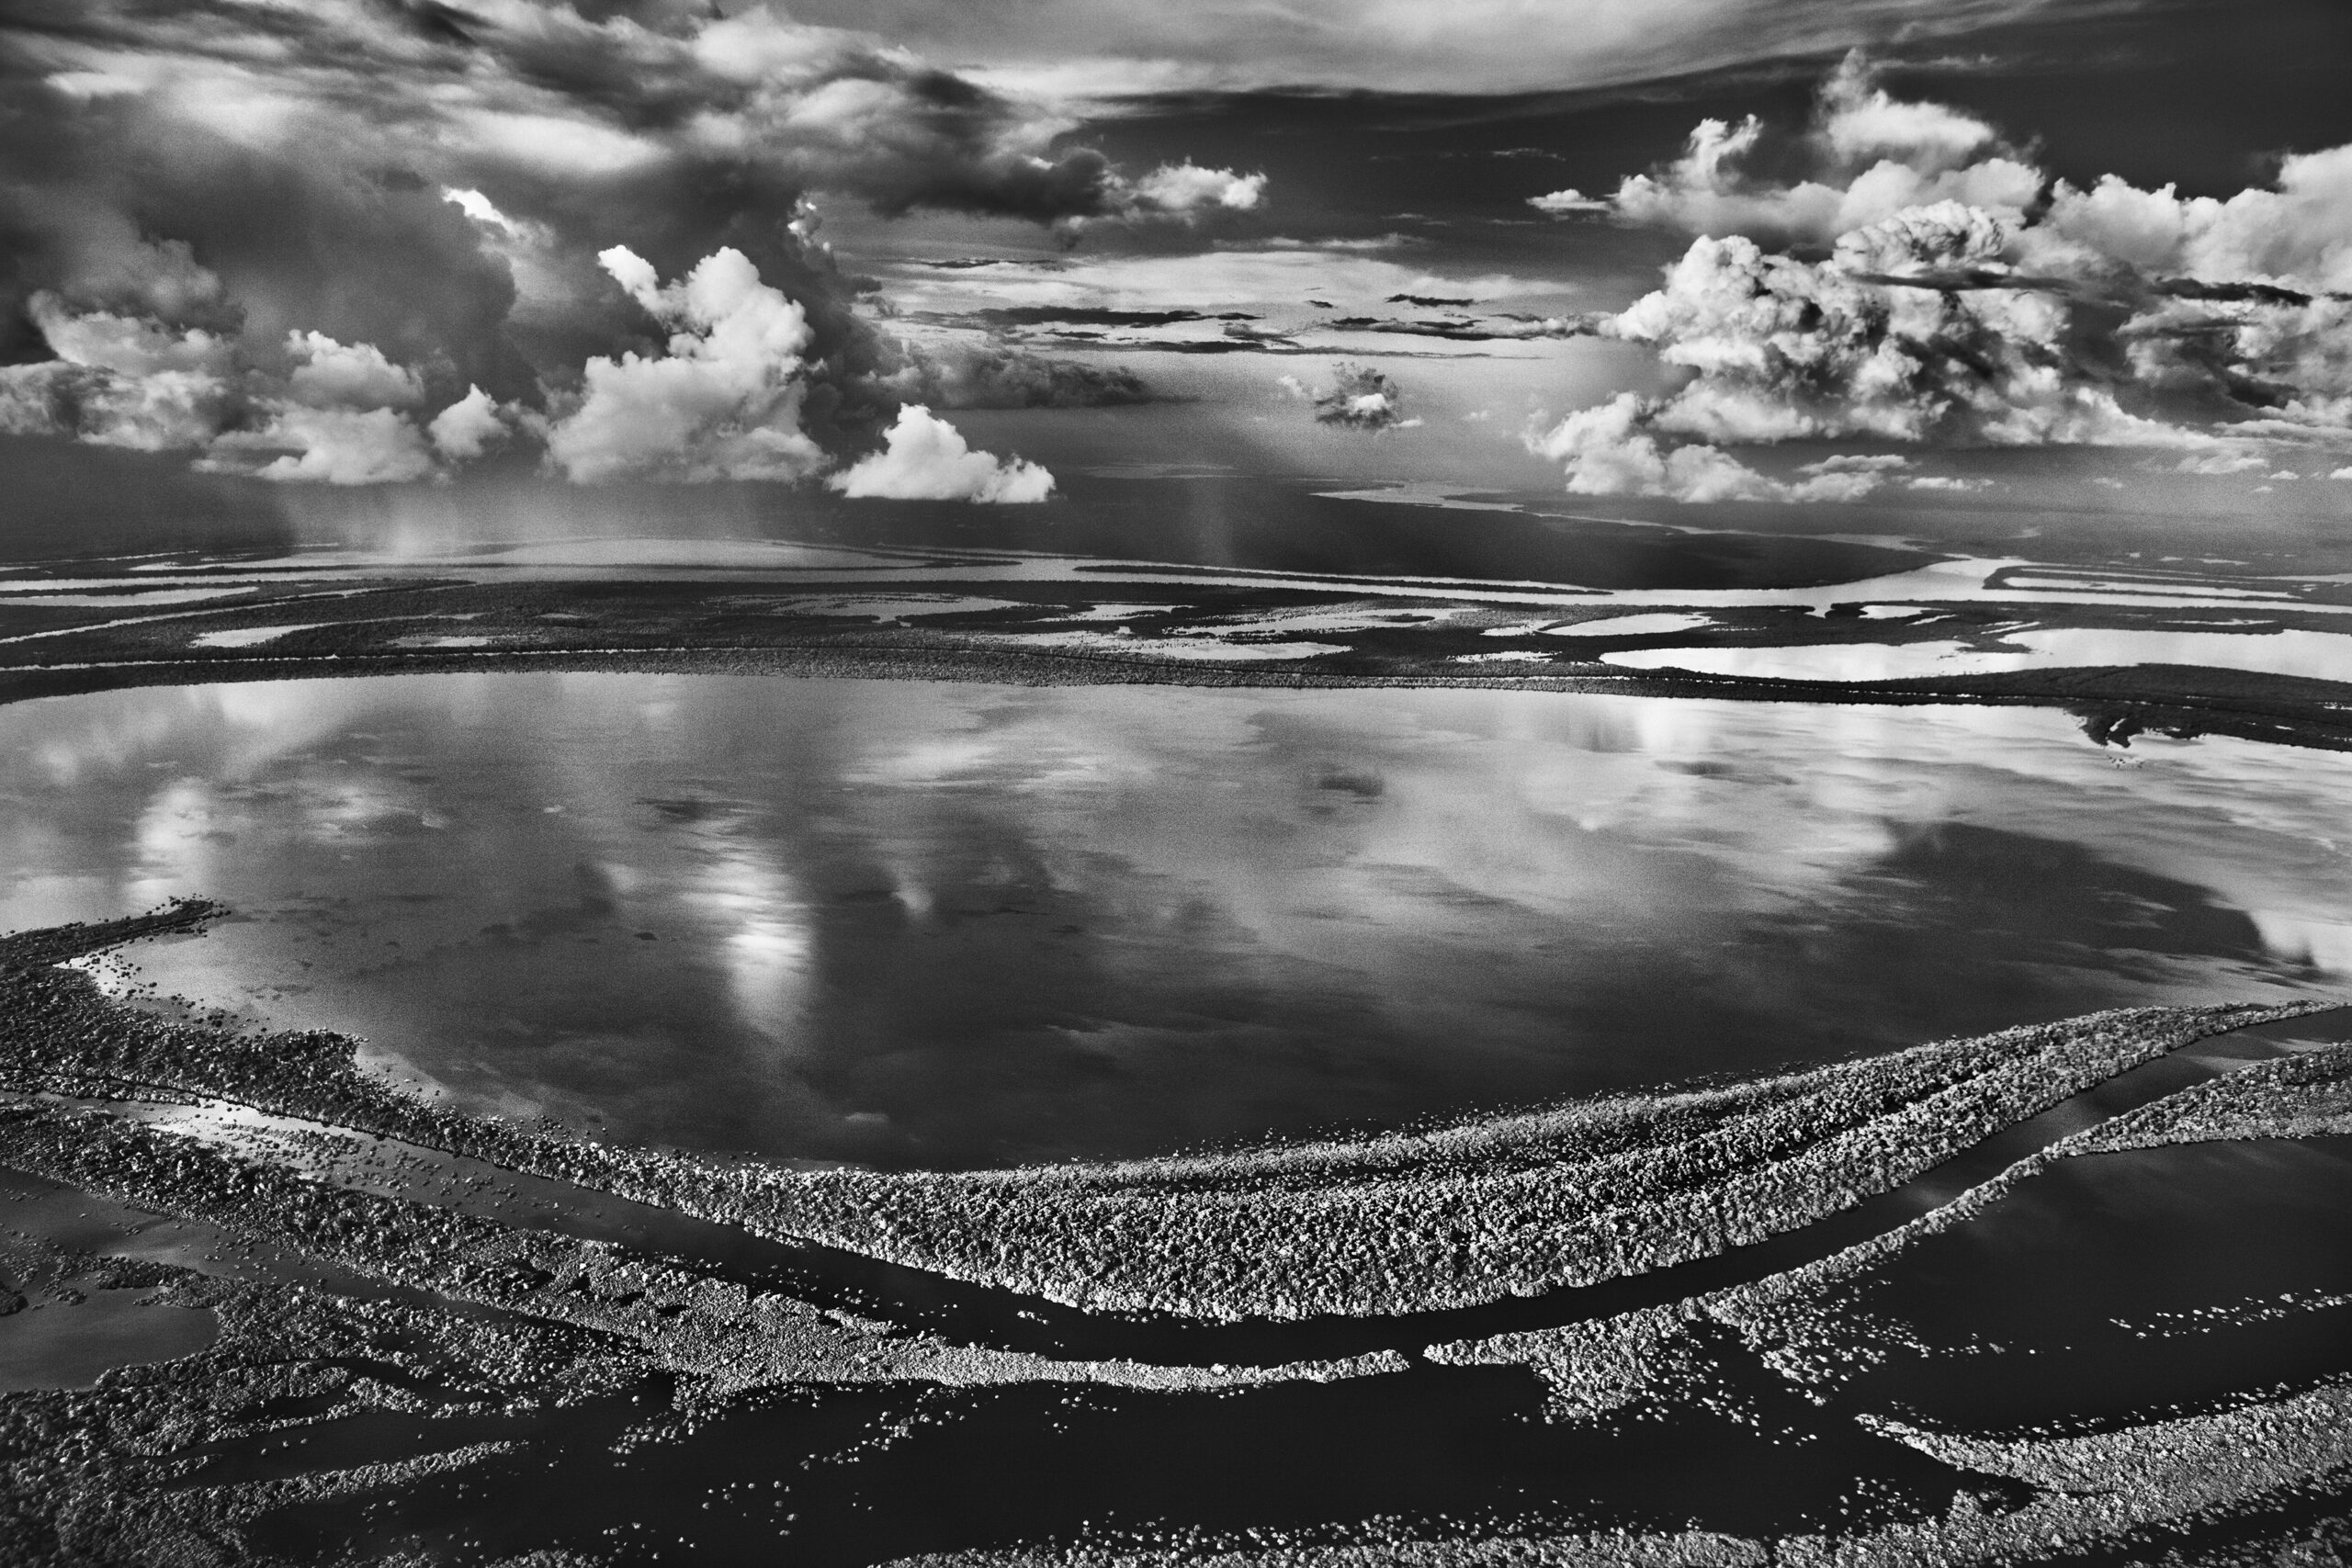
[{"xmin": 2, "ymin": 674, "xmax": 2348, "ymax": 1168}]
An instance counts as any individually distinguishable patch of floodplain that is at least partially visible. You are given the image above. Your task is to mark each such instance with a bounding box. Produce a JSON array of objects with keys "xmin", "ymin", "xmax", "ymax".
[
  {"xmin": 186, "ymin": 624, "xmax": 332, "ymax": 649},
  {"xmin": 99, "ymin": 1096, "xmax": 427, "ymax": 1190},
  {"xmin": 0, "ymin": 588, "xmax": 269, "ymax": 607},
  {"xmin": 2001, "ymin": 574, "xmax": 2302, "ymax": 600},
  {"xmin": 1312, "ymin": 483, "xmax": 1528, "ymax": 513},
  {"xmin": 1174, "ymin": 600, "xmax": 1472, "ymax": 637},
  {"xmin": 763, "ymin": 593, "xmax": 1032, "ymax": 620},
  {"xmin": 1541, "ymin": 611, "xmax": 1718, "ymax": 637},
  {"xmin": 476, "ymin": 539, "xmax": 903, "ymax": 571},
  {"xmin": 1038, "ymin": 602, "xmax": 1192, "ymax": 624},
  {"xmin": 209, "ymin": 538, "xmax": 911, "ymax": 574},
  {"xmin": 1601, "ymin": 626, "xmax": 2352, "ymax": 683},
  {"xmin": 1583, "ymin": 556, "xmax": 2352, "ymax": 618},
  {"xmin": 982, "ymin": 629, "xmax": 1350, "ymax": 661}
]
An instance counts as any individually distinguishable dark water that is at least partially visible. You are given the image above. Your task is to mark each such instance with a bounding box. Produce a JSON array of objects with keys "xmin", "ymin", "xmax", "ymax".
[
  {"xmin": 1831, "ymin": 1132, "xmax": 2352, "ymax": 1432},
  {"xmin": 3, "ymin": 674, "xmax": 2347, "ymax": 1169}
]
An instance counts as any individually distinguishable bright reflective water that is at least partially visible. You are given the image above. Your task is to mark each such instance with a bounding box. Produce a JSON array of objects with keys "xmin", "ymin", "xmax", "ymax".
[{"xmin": 2, "ymin": 673, "xmax": 2347, "ymax": 1168}]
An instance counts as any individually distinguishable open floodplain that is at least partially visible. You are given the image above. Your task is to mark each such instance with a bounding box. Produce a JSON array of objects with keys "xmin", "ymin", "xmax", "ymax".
[{"xmin": 2, "ymin": 638, "xmax": 2350, "ymax": 1565}]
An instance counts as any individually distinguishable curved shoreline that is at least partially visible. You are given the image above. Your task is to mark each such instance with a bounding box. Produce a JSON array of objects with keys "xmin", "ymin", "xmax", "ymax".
[{"xmin": 2, "ymin": 908, "xmax": 2337, "ymax": 1363}]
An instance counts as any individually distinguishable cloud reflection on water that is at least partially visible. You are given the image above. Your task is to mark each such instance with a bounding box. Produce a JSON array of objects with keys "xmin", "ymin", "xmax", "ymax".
[{"xmin": 0, "ymin": 674, "xmax": 2346, "ymax": 1168}]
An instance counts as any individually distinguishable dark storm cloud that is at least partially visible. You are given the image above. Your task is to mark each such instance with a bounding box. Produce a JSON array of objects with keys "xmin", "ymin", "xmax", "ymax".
[
  {"xmin": 0, "ymin": 76, "xmax": 529, "ymax": 395},
  {"xmin": 0, "ymin": 0, "xmax": 1261, "ymax": 484},
  {"xmin": 0, "ymin": 0, "xmax": 1176, "ymax": 227}
]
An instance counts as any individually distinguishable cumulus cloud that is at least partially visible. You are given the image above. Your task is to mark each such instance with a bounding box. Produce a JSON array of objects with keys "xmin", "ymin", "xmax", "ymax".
[
  {"xmin": 1528, "ymin": 393, "xmax": 1902, "ymax": 503},
  {"xmin": 1581, "ymin": 55, "xmax": 2042, "ymax": 248},
  {"xmin": 1566, "ymin": 54, "xmax": 2352, "ymax": 305},
  {"xmin": 283, "ymin": 332, "xmax": 424, "ymax": 412},
  {"xmin": 1804, "ymin": 453, "xmax": 1912, "ymax": 478},
  {"xmin": 2174, "ymin": 453, "xmax": 2273, "ymax": 476},
  {"xmin": 0, "ymin": 359, "xmax": 225, "ymax": 453},
  {"xmin": 442, "ymin": 188, "xmax": 527, "ymax": 240},
  {"xmin": 2032, "ymin": 149, "xmax": 2352, "ymax": 292},
  {"xmin": 1601, "ymin": 213, "xmax": 2182, "ymax": 449},
  {"xmin": 205, "ymin": 328, "xmax": 448, "ymax": 484},
  {"xmin": 2116, "ymin": 291, "xmax": 2352, "ymax": 432},
  {"xmin": 1124, "ymin": 163, "xmax": 1268, "ymax": 217},
  {"xmin": 828, "ymin": 404, "xmax": 1055, "ymax": 502},
  {"xmin": 1527, "ymin": 189, "xmax": 1611, "ymax": 217},
  {"xmin": 1284, "ymin": 364, "xmax": 1417, "ymax": 432},
  {"xmin": 0, "ymin": 292, "xmax": 236, "ymax": 450},
  {"xmin": 1522, "ymin": 55, "xmax": 2352, "ymax": 499},
  {"xmin": 25, "ymin": 292, "xmax": 233, "ymax": 380},
  {"xmin": 428, "ymin": 386, "xmax": 516, "ymax": 462},
  {"xmin": 0, "ymin": 285, "xmax": 517, "ymax": 484},
  {"xmin": 213, "ymin": 407, "xmax": 440, "ymax": 487},
  {"xmin": 544, "ymin": 247, "xmax": 825, "ymax": 484},
  {"xmin": 1579, "ymin": 53, "xmax": 2352, "ymax": 299}
]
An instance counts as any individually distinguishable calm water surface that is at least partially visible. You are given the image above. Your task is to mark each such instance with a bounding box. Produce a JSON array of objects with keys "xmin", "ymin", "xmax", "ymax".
[{"xmin": 1, "ymin": 673, "xmax": 2346, "ymax": 1168}]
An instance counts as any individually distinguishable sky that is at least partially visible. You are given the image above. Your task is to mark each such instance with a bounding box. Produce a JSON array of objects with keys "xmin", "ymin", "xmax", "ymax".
[{"xmin": 1, "ymin": 0, "xmax": 2349, "ymax": 539}]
